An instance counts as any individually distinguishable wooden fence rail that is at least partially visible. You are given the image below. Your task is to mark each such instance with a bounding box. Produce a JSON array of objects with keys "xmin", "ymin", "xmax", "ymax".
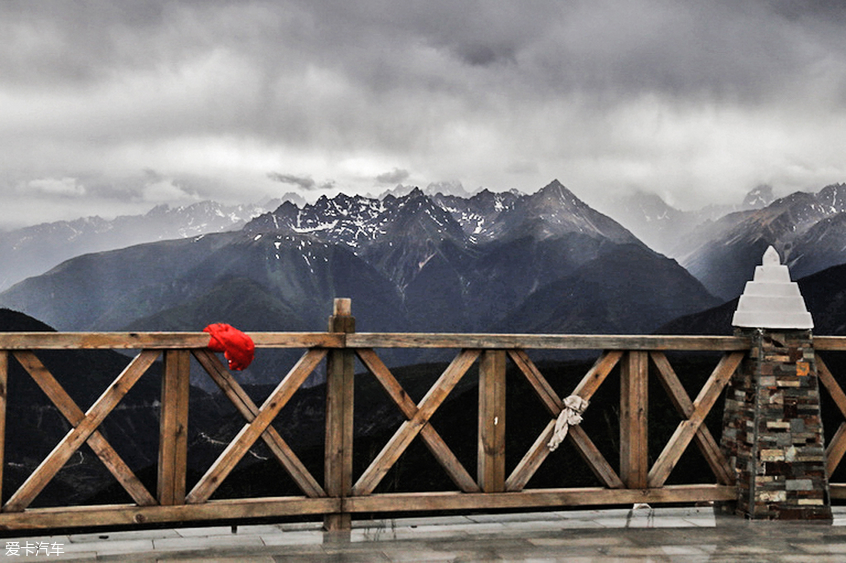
[{"xmin": 0, "ymin": 301, "xmax": 845, "ymax": 532}]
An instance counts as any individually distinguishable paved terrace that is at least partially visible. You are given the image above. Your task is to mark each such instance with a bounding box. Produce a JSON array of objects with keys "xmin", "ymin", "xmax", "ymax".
[{"xmin": 4, "ymin": 506, "xmax": 846, "ymax": 562}]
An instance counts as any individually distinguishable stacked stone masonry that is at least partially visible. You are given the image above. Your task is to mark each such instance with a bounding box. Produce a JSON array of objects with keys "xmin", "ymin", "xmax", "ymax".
[{"xmin": 721, "ymin": 329, "xmax": 832, "ymax": 520}]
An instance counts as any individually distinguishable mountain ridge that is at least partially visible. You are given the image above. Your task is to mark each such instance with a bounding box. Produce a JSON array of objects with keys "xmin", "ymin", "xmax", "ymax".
[
  {"xmin": 0, "ymin": 180, "xmax": 719, "ymax": 385},
  {"xmin": 0, "ymin": 200, "xmax": 279, "ymax": 291}
]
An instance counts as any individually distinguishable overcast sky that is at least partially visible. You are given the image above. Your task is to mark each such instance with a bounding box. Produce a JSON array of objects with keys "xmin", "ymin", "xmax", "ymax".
[{"xmin": 2, "ymin": 0, "xmax": 846, "ymax": 229}]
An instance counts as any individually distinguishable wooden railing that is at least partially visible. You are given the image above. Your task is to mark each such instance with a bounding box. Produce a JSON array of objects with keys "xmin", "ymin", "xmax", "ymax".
[
  {"xmin": 814, "ymin": 337, "xmax": 846, "ymax": 499},
  {"xmin": 1, "ymin": 301, "xmax": 845, "ymax": 532}
]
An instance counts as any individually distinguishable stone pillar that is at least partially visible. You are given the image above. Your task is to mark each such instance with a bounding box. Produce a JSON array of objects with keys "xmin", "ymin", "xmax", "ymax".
[
  {"xmin": 721, "ymin": 246, "xmax": 831, "ymax": 520},
  {"xmin": 722, "ymin": 329, "xmax": 831, "ymax": 520}
]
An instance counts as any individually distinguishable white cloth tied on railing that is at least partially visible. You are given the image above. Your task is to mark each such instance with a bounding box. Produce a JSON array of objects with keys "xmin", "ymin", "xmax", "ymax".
[{"xmin": 547, "ymin": 395, "xmax": 589, "ymax": 451}]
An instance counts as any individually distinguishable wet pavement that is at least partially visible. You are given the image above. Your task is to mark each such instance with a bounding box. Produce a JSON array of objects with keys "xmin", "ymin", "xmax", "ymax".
[{"xmin": 4, "ymin": 505, "xmax": 846, "ymax": 561}]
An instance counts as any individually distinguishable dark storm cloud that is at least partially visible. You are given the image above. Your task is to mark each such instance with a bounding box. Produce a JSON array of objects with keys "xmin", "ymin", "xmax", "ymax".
[
  {"xmin": 268, "ymin": 172, "xmax": 334, "ymax": 192},
  {"xmin": 267, "ymin": 173, "xmax": 318, "ymax": 190},
  {"xmin": 376, "ymin": 168, "xmax": 410, "ymax": 184},
  {"xmin": 2, "ymin": 0, "xmax": 846, "ymax": 227}
]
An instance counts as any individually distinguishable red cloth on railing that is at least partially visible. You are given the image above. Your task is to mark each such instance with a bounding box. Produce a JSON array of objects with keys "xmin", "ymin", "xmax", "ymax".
[{"xmin": 204, "ymin": 323, "xmax": 255, "ymax": 371}]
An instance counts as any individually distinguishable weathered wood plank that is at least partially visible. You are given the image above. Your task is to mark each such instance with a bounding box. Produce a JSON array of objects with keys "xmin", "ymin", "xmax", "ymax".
[
  {"xmin": 506, "ymin": 350, "xmax": 625, "ymax": 492},
  {"xmin": 620, "ymin": 351, "xmax": 648, "ymax": 489},
  {"xmin": 650, "ymin": 352, "xmax": 692, "ymax": 416},
  {"xmin": 830, "ymin": 483, "xmax": 846, "ymax": 498},
  {"xmin": 352, "ymin": 349, "xmax": 480, "ymax": 496},
  {"xmin": 0, "ymin": 331, "xmax": 752, "ymax": 351},
  {"xmin": 0, "ymin": 332, "xmax": 343, "ymax": 350},
  {"xmin": 508, "ymin": 349, "xmax": 562, "ymax": 415},
  {"xmin": 505, "ymin": 420, "xmax": 555, "ymax": 492},
  {"xmin": 691, "ymin": 427, "xmax": 735, "ymax": 486},
  {"xmin": 186, "ymin": 349, "xmax": 326, "ymax": 504},
  {"xmin": 826, "ymin": 423, "xmax": 846, "ymax": 477},
  {"xmin": 344, "ymin": 485, "xmax": 737, "ymax": 513},
  {"xmin": 0, "ymin": 351, "xmax": 7, "ymax": 506},
  {"xmin": 356, "ymin": 348, "xmax": 479, "ymax": 493},
  {"xmin": 567, "ymin": 426, "xmax": 626, "ymax": 489},
  {"xmin": 193, "ymin": 349, "xmax": 325, "ymax": 498},
  {"xmin": 505, "ymin": 420, "xmax": 624, "ymax": 492},
  {"xmin": 649, "ymin": 352, "xmax": 738, "ymax": 487},
  {"xmin": 810, "ymin": 337, "xmax": 846, "ymax": 351},
  {"xmin": 324, "ymin": 299, "xmax": 355, "ymax": 531},
  {"xmin": 0, "ymin": 497, "xmax": 340, "ymax": 530},
  {"xmin": 11, "ymin": 351, "xmax": 157, "ymax": 508},
  {"xmin": 5, "ymin": 350, "xmax": 159, "ymax": 512},
  {"xmin": 347, "ymin": 333, "xmax": 750, "ymax": 351},
  {"xmin": 818, "ymin": 356, "xmax": 846, "ymax": 418},
  {"xmin": 157, "ymin": 350, "xmax": 191, "ymax": 506},
  {"xmin": 571, "ymin": 350, "xmax": 624, "ymax": 400},
  {"xmin": 821, "ymin": 353, "xmax": 846, "ymax": 474},
  {"xmin": 478, "ymin": 350, "xmax": 506, "ymax": 493}
]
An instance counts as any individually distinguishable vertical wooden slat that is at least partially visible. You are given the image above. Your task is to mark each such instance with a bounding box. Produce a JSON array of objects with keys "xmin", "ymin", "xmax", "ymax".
[
  {"xmin": 324, "ymin": 298, "xmax": 355, "ymax": 531},
  {"xmin": 0, "ymin": 351, "xmax": 7, "ymax": 505},
  {"xmin": 478, "ymin": 350, "xmax": 506, "ymax": 493},
  {"xmin": 620, "ymin": 351, "xmax": 648, "ymax": 489},
  {"xmin": 158, "ymin": 349, "xmax": 191, "ymax": 506}
]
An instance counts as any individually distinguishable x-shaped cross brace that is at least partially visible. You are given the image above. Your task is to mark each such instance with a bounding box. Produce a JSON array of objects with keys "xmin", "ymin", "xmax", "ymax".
[
  {"xmin": 352, "ymin": 349, "xmax": 481, "ymax": 496},
  {"xmin": 5, "ymin": 350, "xmax": 160, "ymax": 512},
  {"xmin": 186, "ymin": 349, "xmax": 326, "ymax": 504}
]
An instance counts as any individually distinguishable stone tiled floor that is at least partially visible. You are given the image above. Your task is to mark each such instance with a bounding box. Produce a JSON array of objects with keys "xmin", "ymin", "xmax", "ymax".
[{"xmin": 3, "ymin": 506, "xmax": 846, "ymax": 561}]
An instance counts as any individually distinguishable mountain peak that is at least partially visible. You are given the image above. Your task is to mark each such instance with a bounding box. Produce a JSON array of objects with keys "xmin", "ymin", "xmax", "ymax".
[
  {"xmin": 527, "ymin": 179, "xmax": 589, "ymax": 212},
  {"xmin": 742, "ymin": 185, "xmax": 775, "ymax": 210},
  {"xmin": 406, "ymin": 186, "xmax": 426, "ymax": 199},
  {"xmin": 533, "ymin": 179, "xmax": 584, "ymax": 207}
]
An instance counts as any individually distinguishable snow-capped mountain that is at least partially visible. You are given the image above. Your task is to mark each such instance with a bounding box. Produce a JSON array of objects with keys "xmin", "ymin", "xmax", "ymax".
[
  {"xmin": 0, "ymin": 199, "xmax": 280, "ymax": 291},
  {"xmin": 0, "ymin": 180, "xmax": 717, "ymax": 351},
  {"xmin": 596, "ymin": 186, "xmax": 775, "ymax": 256},
  {"xmin": 680, "ymin": 183, "xmax": 846, "ymax": 299},
  {"xmin": 741, "ymin": 184, "xmax": 775, "ymax": 210},
  {"xmin": 431, "ymin": 189, "xmax": 522, "ymax": 242}
]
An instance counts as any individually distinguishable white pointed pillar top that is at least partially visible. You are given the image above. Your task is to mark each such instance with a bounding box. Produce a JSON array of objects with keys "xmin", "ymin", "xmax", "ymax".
[{"xmin": 731, "ymin": 246, "xmax": 813, "ymax": 330}]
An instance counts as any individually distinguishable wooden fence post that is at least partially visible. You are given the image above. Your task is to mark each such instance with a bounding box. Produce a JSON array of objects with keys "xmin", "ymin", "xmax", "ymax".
[
  {"xmin": 620, "ymin": 351, "xmax": 648, "ymax": 489},
  {"xmin": 324, "ymin": 298, "xmax": 355, "ymax": 531},
  {"xmin": 0, "ymin": 351, "xmax": 7, "ymax": 505},
  {"xmin": 478, "ymin": 350, "xmax": 506, "ymax": 492},
  {"xmin": 158, "ymin": 349, "xmax": 191, "ymax": 505}
]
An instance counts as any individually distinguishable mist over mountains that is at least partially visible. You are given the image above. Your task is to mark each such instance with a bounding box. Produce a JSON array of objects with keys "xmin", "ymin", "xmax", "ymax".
[
  {"xmin": 677, "ymin": 183, "xmax": 846, "ymax": 300},
  {"xmin": 1, "ymin": 178, "xmax": 846, "ymax": 360},
  {"xmin": 0, "ymin": 200, "xmax": 282, "ymax": 292},
  {"xmin": 0, "ymin": 180, "xmax": 714, "ymax": 333}
]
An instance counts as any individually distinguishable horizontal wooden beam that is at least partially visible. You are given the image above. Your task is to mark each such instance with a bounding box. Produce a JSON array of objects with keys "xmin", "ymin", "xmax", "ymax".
[
  {"xmin": 812, "ymin": 337, "xmax": 846, "ymax": 351},
  {"xmin": 0, "ymin": 331, "xmax": 754, "ymax": 351},
  {"xmin": 0, "ymin": 332, "xmax": 343, "ymax": 350},
  {"xmin": 347, "ymin": 333, "xmax": 751, "ymax": 351},
  {"xmin": 0, "ymin": 484, "xmax": 737, "ymax": 530},
  {"xmin": 829, "ymin": 484, "xmax": 846, "ymax": 499},
  {"xmin": 343, "ymin": 485, "xmax": 736, "ymax": 513},
  {"xmin": 0, "ymin": 497, "xmax": 338, "ymax": 531}
]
